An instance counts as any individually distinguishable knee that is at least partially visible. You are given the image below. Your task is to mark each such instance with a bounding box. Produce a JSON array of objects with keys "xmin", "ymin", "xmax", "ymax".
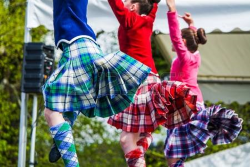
[
  {"xmin": 120, "ymin": 134, "xmax": 129, "ymax": 147},
  {"xmin": 44, "ymin": 108, "xmax": 58, "ymax": 123},
  {"xmin": 44, "ymin": 108, "xmax": 65, "ymax": 127},
  {"xmin": 44, "ymin": 108, "xmax": 52, "ymax": 121}
]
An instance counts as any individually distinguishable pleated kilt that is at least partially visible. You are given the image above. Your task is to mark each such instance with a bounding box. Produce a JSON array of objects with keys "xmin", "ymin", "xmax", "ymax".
[
  {"xmin": 108, "ymin": 74, "xmax": 198, "ymax": 133},
  {"xmin": 42, "ymin": 38, "xmax": 151, "ymax": 122},
  {"xmin": 164, "ymin": 105, "xmax": 243, "ymax": 158}
]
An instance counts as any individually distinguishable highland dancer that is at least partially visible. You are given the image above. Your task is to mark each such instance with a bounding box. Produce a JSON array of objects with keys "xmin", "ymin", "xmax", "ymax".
[{"xmin": 43, "ymin": 0, "xmax": 152, "ymax": 166}]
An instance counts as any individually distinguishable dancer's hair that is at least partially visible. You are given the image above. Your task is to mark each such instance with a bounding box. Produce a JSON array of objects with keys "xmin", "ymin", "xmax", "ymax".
[
  {"xmin": 131, "ymin": 0, "xmax": 160, "ymax": 15},
  {"xmin": 181, "ymin": 28, "xmax": 207, "ymax": 53}
]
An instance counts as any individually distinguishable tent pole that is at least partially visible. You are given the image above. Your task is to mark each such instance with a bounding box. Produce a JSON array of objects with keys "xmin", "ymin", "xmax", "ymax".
[
  {"xmin": 29, "ymin": 95, "xmax": 38, "ymax": 167},
  {"xmin": 18, "ymin": 1, "xmax": 31, "ymax": 167},
  {"xmin": 18, "ymin": 93, "xmax": 28, "ymax": 167}
]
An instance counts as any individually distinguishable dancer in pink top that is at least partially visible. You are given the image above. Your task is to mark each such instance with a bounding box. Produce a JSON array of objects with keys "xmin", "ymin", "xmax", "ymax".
[
  {"xmin": 168, "ymin": 9, "xmax": 206, "ymax": 107},
  {"xmin": 166, "ymin": 6, "xmax": 206, "ymax": 166},
  {"xmin": 164, "ymin": 0, "xmax": 243, "ymax": 167}
]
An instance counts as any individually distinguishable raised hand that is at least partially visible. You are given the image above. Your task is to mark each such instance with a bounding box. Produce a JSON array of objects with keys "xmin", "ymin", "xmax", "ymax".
[
  {"xmin": 182, "ymin": 12, "xmax": 194, "ymax": 26},
  {"xmin": 166, "ymin": 0, "xmax": 176, "ymax": 12}
]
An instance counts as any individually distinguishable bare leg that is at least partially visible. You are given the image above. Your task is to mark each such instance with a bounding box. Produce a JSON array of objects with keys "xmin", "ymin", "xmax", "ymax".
[
  {"xmin": 120, "ymin": 131, "xmax": 140, "ymax": 154},
  {"xmin": 44, "ymin": 108, "xmax": 65, "ymax": 127}
]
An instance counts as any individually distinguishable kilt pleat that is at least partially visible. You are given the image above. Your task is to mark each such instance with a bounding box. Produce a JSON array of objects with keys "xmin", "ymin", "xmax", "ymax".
[
  {"xmin": 108, "ymin": 74, "xmax": 161, "ymax": 132},
  {"xmin": 108, "ymin": 76, "xmax": 198, "ymax": 133},
  {"xmin": 164, "ymin": 109, "xmax": 210, "ymax": 158},
  {"xmin": 151, "ymin": 81, "xmax": 198, "ymax": 129},
  {"xmin": 43, "ymin": 38, "xmax": 150, "ymax": 119},
  {"xmin": 164, "ymin": 105, "xmax": 243, "ymax": 158},
  {"xmin": 207, "ymin": 105, "xmax": 243, "ymax": 145}
]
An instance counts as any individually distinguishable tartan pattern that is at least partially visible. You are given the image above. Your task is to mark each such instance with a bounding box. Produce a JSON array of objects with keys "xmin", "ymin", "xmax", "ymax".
[
  {"xmin": 50, "ymin": 122, "xmax": 79, "ymax": 167},
  {"xmin": 123, "ymin": 133, "xmax": 152, "ymax": 167},
  {"xmin": 108, "ymin": 74, "xmax": 161, "ymax": 132},
  {"xmin": 164, "ymin": 105, "xmax": 243, "ymax": 158},
  {"xmin": 196, "ymin": 101, "xmax": 205, "ymax": 112},
  {"xmin": 63, "ymin": 111, "xmax": 80, "ymax": 126},
  {"xmin": 164, "ymin": 109, "xmax": 210, "ymax": 158},
  {"xmin": 43, "ymin": 38, "xmax": 150, "ymax": 118},
  {"xmin": 169, "ymin": 158, "xmax": 185, "ymax": 167},
  {"xmin": 136, "ymin": 133, "xmax": 153, "ymax": 152},
  {"xmin": 152, "ymin": 81, "xmax": 198, "ymax": 129},
  {"xmin": 125, "ymin": 148, "xmax": 146, "ymax": 167},
  {"xmin": 207, "ymin": 105, "xmax": 243, "ymax": 145},
  {"xmin": 108, "ymin": 75, "xmax": 198, "ymax": 132}
]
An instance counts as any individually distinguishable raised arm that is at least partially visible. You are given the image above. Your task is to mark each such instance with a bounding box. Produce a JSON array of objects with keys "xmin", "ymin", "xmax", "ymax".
[
  {"xmin": 108, "ymin": 0, "xmax": 136, "ymax": 28},
  {"xmin": 148, "ymin": 3, "xmax": 159, "ymax": 21},
  {"xmin": 166, "ymin": 0, "xmax": 190, "ymax": 61},
  {"xmin": 182, "ymin": 12, "xmax": 197, "ymax": 30}
]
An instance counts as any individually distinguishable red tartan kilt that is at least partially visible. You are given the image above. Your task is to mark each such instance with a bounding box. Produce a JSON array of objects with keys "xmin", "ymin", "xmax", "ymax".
[
  {"xmin": 108, "ymin": 74, "xmax": 198, "ymax": 132},
  {"xmin": 152, "ymin": 81, "xmax": 198, "ymax": 129}
]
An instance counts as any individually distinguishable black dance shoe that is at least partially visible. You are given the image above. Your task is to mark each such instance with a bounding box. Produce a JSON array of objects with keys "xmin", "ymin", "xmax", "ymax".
[{"xmin": 49, "ymin": 141, "xmax": 61, "ymax": 163}]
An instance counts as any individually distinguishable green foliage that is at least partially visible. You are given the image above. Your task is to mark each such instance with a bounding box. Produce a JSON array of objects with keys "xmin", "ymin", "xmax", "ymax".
[
  {"xmin": 0, "ymin": 0, "xmax": 51, "ymax": 166},
  {"xmin": 146, "ymin": 141, "xmax": 166, "ymax": 167},
  {"xmin": 0, "ymin": 0, "xmax": 26, "ymax": 84},
  {"xmin": 0, "ymin": 0, "xmax": 25, "ymax": 166},
  {"xmin": 77, "ymin": 141, "xmax": 126, "ymax": 167},
  {"xmin": 30, "ymin": 25, "xmax": 49, "ymax": 42},
  {"xmin": 0, "ymin": 88, "xmax": 20, "ymax": 166}
]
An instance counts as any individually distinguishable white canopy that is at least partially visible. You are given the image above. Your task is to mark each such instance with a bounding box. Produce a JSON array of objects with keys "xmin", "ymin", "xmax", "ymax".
[{"xmin": 27, "ymin": 0, "xmax": 250, "ymax": 33}]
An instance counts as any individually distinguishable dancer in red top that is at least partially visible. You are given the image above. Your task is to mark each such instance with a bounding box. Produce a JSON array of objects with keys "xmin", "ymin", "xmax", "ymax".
[
  {"xmin": 107, "ymin": 0, "xmax": 198, "ymax": 166},
  {"xmin": 109, "ymin": 0, "xmax": 158, "ymax": 73}
]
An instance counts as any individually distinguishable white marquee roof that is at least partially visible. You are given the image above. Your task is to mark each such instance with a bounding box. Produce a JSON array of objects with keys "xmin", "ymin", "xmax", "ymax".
[{"xmin": 27, "ymin": 0, "xmax": 250, "ymax": 33}]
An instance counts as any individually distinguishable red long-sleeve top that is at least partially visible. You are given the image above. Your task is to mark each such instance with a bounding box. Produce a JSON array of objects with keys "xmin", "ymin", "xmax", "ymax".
[{"xmin": 108, "ymin": 0, "xmax": 158, "ymax": 74}]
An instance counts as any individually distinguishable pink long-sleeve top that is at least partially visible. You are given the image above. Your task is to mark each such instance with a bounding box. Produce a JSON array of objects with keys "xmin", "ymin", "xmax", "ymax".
[{"xmin": 167, "ymin": 11, "xmax": 203, "ymax": 102}]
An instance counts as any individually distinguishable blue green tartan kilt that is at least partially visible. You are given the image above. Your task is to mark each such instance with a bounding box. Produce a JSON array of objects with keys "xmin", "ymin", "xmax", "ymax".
[{"xmin": 42, "ymin": 38, "xmax": 151, "ymax": 120}]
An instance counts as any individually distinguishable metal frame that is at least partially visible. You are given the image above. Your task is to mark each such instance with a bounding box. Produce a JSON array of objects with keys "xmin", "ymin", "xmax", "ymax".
[{"xmin": 18, "ymin": 1, "xmax": 39, "ymax": 167}]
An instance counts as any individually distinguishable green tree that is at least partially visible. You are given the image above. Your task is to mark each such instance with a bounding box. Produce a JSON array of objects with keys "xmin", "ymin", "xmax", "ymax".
[{"xmin": 0, "ymin": 0, "xmax": 26, "ymax": 165}]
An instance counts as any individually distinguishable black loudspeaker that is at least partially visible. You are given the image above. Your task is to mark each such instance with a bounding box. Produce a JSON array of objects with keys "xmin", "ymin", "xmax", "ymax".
[
  {"xmin": 43, "ymin": 45, "xmax": 55, "ymax": 81},
  {"xmin": 21, "ymin": 43, "xmax": 55, "ymax": 93}
]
